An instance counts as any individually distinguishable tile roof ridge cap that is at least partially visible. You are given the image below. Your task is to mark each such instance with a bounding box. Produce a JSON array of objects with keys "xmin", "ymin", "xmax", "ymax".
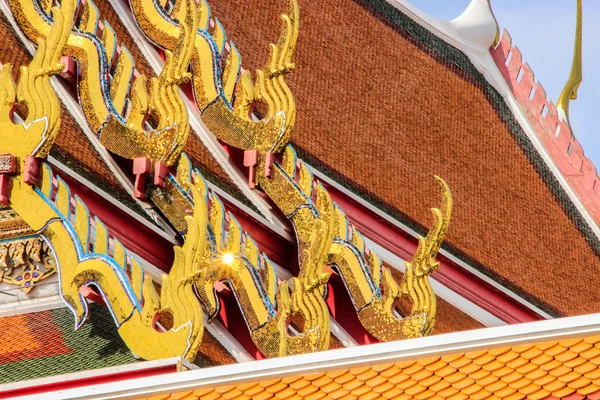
[{"xmin": 490, "ymin": 29, "xmax": 600, "ymax": 225}]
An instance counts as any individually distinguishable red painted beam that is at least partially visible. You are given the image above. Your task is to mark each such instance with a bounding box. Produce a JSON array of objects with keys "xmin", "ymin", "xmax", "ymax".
[{"xmin": 0, "ymin": 364, "xmax": 177, "ymax": 399}]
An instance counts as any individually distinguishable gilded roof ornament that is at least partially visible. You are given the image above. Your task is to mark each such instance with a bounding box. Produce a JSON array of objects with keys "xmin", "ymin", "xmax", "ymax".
[
  {"xmin": 489, "ymin": 0, "xmax": 501, "ymax": 47},
  {"xmin": 452, "ymin": 0, "xmax": 501, "ymax": 49},
  {"xmin": 4, "ymin": 0, "xmax": 454, "ymax": 359},
  {"xmin": 0, "ymin": 236, "xmax": 56, "ymax": 293},
  {"xmin": 9, "ymin": 0, "xmax": 197, "ymax": 166},
  {"xmin": 1, "ymin": 0, "xmax": 73, "ymax": 159},
  {"xmin": 557, "ymin": 0, "xmax": 583, "ymax": 128}
]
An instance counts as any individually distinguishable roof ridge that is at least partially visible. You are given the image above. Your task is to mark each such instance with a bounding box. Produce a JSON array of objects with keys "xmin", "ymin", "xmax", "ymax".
[{"xmin": 491, "ymin": 29, "xmax": 600, "ymax": 225}]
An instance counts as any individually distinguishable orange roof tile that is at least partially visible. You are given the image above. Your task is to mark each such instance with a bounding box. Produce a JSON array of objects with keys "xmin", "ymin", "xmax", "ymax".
[{"xmin": 148, "ymin": 335, "xmax": 600, "ymax": 400}]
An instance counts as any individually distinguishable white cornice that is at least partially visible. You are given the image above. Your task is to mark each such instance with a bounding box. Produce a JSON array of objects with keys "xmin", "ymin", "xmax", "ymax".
[
  {"xmin": 0, "ymin": 294, "xmax": 65, "ymax": 317},
  {"xmin": 0, "ymin": 357, "xmax": 188, "ymax": 398},
  {"xmin": 20, "ymin": 312, "xmax": 600, "ymax": 400}
]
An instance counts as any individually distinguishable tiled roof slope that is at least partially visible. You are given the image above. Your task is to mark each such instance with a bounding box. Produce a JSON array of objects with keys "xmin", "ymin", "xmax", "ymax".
[
  {"xmin": 0, "ymin": 304, "xmax": 138, "ymax": 384},
  {"xmin": 206, "ymin": 0, "xmax": 600, "ymax": 317},
  {"xmin": 141, "ymin": 334, "xmax": 600, "ymax": 400},
  {"xmin": 0, "ymin": 304, "xmax": 236, "ymax": 384},
  {"xmin": 0, "ymin": 13, "xmax": 146, "ymax": 216},
  {"xmin": 92, "ymin": 0, "xmax": 251, "ymax": 207},
  {"xmin": 194, "ymin": 328, "xmax": 237, "ymax": 367}
]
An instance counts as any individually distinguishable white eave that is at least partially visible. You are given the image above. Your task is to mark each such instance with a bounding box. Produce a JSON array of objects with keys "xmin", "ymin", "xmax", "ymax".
[{"xmin": 16, "ymin": 312, "xmax": 600, "ymax": 400}]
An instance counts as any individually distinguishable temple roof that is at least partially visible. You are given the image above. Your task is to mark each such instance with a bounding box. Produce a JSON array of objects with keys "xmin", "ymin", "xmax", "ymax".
[
  {"xmin": 204, "ymin": 0, "xmax": 600, "ymax": 318},
  {"xmin": 0, "ymin": 304, "xmax": 138, "ymax": 384},
  {"xmin": 0, "ymin": 0, "xmax": 599, "ymax": 395},
  {"xmin": 0, "ymin": 303, "xmax": 236, "ymax": 385}
]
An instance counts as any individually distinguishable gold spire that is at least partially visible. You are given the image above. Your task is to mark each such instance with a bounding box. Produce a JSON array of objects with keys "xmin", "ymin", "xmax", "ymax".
[
  {"xmin": 488, "ymin": 0, "xmax": 501, "ymax": 48},
  {"xmin": 557, "ymin": 0, "xmax": 583, "ymax": 127}
]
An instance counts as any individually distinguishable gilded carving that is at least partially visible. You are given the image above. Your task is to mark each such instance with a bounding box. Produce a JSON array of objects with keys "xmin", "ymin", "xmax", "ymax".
[
  {"xmin": 557, "ymin": 0, "xmax": 582, "ymax": 127},
  {"xmin": 0, "ymin": 236, "xmax": 56, "ymax": 293},
  {"xmin": 4, "ymin": 0, "xmax": 454, "ymax": 360},
  {"xmin": 152, "ymin": 153, "xmax": 328, "ymax": 357},
  {"xmin": 9, "ymin": 0, "xmax": 196, "ymax": 166},
  {"xmin": 130, "ymin": 0, "xmax": 297, "ymax": 154},
  {"xmin": 1, "ymin": 1, "xmax": 203, "ymax": 361}
]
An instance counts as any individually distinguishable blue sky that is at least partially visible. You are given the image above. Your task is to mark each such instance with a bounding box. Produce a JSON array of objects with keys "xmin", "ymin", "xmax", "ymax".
[{"xmin": 409, "ymin": 0, "xmax": 600, "ymax": 167}]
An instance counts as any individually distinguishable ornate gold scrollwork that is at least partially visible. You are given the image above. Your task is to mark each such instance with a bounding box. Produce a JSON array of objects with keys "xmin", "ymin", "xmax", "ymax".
[
  {"xmin": 5, "ymin": 0, "xmax": 454, "ymax": 360},
  {"xmin": 1, "ymin": 0, "xmax": 71, "ymax": 159},
  {"xmin": 0, "ymin": 236, "xmax": 56, "ymax": 293},
  {"xmin": 153, "ymin": 153, "xmax": 328, "ymax": 357},
  {"xmin": 1, "ymin": 2, "xmax": 204, "ymax": 361},
  {"xmin": 130, "ymin": 0, "xmax": 298, "ymax": 154},
  {"xmin": 9, "ymin": 0, "xmax": 196, "ymax": 165},
  {"xmin": 329, "ymin": 176, "xmax": 452, "ymax": 340},
  {"xmin": 254, "ymin": 145, "xmax": 451, "ymax": 342}
]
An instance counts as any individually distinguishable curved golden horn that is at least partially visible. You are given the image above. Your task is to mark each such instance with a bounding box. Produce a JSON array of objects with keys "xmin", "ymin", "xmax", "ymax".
[{"xmin": 557, "ymin": 0, "xmax": 583, "ymax": 128}]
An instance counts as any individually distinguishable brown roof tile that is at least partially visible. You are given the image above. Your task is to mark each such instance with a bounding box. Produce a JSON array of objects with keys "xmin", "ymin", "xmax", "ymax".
[
  {"xmin": 206, "ymin": 0, "xmax": 600, "ymax": 317},
  {"xmin": 195, "ymin": 328, "xmax": 237, "ymax": 367}
]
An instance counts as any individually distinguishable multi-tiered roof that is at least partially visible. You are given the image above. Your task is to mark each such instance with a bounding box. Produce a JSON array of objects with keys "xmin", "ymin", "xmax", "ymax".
[{"xmin": 1, "ymin": 0, "xmax": 599, "ymax": 399}]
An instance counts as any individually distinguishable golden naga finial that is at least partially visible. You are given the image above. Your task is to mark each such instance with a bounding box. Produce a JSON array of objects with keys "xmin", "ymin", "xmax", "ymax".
[
  {"xmin": 0, "ymin": 1, "xmax": 74, "ymax": 159},
  {"xmin": 129, "ymin": 0, "xmax": 299, "ymax": 154},
  {"xmin": 168, "ymin": 154, "xmax": 330, "ymax": 357},
  {"xmin": 488, "ymin": 0, "xmax": 501, "ymax": 48},
  {"xmin": 9, "ymin": 0, "xmax": 197, "ymax": 166},
  {"xmin": 5, "ymin": 0, "xmax": 454, "ymax": 359},
  {"xmin": 0, "ymin": 0, "xmax": 204, "ymax": 362},
  {"xmin": 557, "ymin": 0, "xmax": 583, "ymax": 128},
  {"xmin": 329, "ymin": 176, "xmax": 452, "ymax": 340}
]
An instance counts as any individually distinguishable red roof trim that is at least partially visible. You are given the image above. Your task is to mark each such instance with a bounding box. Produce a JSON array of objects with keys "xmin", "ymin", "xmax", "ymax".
[{"xmin": 324, "ymin": 182, "xmax": 544, "ymax": 325}]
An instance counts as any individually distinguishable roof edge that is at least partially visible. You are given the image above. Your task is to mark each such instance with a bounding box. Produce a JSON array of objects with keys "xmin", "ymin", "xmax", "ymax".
[
  {"xmin": 0, "ymin": 357, "xmax": 188, "ymax": 399},
  {"xmin": 25, "ymin": 313, "xmax": 600, "ymax": 400},
  {"xmin": 380, "ymin": 0, "xmax": 600, "ymax": 240},
  {"xmin": 491, "ymin": 29, "xmax": 600, "ymax": 227}
]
